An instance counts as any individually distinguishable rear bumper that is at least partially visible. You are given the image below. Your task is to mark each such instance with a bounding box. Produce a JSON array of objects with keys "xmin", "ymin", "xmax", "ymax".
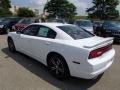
[
  {"xmin": 85, "ymin": 59, "xmax": 113, "ymax": 79},
  {"xmin": 70, "ymin": 49, "xmax": 115, "ymax": 79}
]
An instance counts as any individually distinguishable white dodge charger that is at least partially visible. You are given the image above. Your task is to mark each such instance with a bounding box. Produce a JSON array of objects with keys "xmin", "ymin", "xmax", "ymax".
[{"xmin": 8, "ymin": 23, "xmax": 115, "ymax": 79}]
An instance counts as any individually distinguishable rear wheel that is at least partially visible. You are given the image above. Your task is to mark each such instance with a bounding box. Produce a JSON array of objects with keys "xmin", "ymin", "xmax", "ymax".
[
  {"xmin": 47, "ymin": 54, "xmax": 70, "ymax": 79},
  {"xmin": 8, "ymin": 38, "xmax": 16, "ymax": 52},
  {"xmin": 92, "ymin": 73, "xmax": 104, "ymax": 80}
]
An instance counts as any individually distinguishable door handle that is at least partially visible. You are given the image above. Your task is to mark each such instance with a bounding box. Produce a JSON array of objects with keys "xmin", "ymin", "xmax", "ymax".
[{"xmin": 45, "ymin": 42, "xmax": 51, "ymax": 45}]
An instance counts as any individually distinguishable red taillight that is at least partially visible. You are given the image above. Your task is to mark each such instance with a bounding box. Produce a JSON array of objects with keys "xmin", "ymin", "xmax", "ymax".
[{"xmin": 89, "ymin": 44, "xmax": 112, "ymax": 59}]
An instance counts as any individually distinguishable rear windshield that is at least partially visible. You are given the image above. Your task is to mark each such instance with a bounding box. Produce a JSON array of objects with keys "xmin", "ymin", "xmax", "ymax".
[
  {"xmin": 58, "ymin": 25, "xmax": 94, "ymax": 39},
  {"xmin": 76, "ymin": 21, "xmax": 93, "ymax": 27}
]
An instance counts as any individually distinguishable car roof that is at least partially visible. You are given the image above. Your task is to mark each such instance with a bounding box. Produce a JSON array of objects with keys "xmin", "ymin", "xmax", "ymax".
[
  {"xmin": 104, "ymin": 20, "xmax": 120, "ymax": 22},
  {"xmin": 75, "ymin": 19, "xmax": 91, "ymax": 22},
  {"xmin": 31, "ymin": 23, "xmax": 71, "ymax": 27}
]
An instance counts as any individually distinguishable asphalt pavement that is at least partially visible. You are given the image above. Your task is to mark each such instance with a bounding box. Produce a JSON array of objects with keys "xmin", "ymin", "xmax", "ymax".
[{"xmin": 0, "ymin": 35, "xmax": 120, "ymax": 90}]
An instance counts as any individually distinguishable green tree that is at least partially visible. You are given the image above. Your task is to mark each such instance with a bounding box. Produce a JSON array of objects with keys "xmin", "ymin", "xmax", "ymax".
[
  {"xmin": 87, "ymin": 0, "xmax": 119, "ymax": 19},
  {"xmin": 0, "ymin": 0, "xmax": 12, "ymax": 16},
  {"xmin": 17, "ymin": 7, "xmax": 35, "ymax": 17},
  {"xmin": 44, "ymin": 0, "xmax": 76, "ymax": 20}
]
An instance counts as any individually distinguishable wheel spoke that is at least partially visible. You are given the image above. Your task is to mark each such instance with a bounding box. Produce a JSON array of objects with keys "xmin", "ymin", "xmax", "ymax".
[
  {"xmin": 58, "ymin": 67, "xmax": 64, "ymax": 73},
  {"xmin": 56, "ymin": 59, "xmax": 61, "ymax": 66},
  {"xmin": 9, "ymin": 41, "xmax": 14, "ymax": 48},
  {"xmin": 51, "ymin": 66, "xmax": 56, "ymax": 71},
  {"xmin": 51, "ymin": 58, "xmax": 57, "ymax": 66},
  {"xmin": 55, "ymin": 68, "xmax": 59, "ymax": 74},
  {"xmin": 49, "ymin": 56, "xmax": 66, "ymax": 78}
]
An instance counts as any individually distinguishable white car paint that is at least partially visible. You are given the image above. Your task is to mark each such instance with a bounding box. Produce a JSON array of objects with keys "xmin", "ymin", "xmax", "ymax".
[{"xmin": 8, "ymin": 23, "xmax": 115, "ymax": 79}]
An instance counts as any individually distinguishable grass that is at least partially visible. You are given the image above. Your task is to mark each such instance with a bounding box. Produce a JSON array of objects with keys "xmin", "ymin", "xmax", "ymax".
[{"xmin": 74, "ymin": 16, "xmax": 88, "ymax": 19}]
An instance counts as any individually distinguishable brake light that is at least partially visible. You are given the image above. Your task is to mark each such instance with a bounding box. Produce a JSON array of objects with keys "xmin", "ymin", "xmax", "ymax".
[{"xmin": 89, "ymin": 44, "xmax": 112, "ymax": 59}]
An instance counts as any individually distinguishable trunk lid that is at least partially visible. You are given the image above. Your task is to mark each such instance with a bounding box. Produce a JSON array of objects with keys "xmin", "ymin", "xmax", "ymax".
[{"xmin": 76, "ymin": 36, "xmax": 113, "ymax": 49}]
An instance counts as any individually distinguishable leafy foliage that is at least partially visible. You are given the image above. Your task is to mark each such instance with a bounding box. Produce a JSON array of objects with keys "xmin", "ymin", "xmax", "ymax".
[
  {"xmin": 87, "ymin": 0, "xmax": 119, "ymax": 19},
  {"xmin": 44, "ymin": 0, "xmax": 76, "ymax": 20},
  {"xmin": 0, "ymin": 0, "xmax": 12, "ymax": 16},
  {"xmin": 17, "ymin": 7, "xmax": 35, "ymax": 17}
]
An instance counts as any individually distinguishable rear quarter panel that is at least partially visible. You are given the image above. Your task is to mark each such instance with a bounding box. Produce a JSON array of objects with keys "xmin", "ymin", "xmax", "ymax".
[{"xmin": 43, "ymin": 39, "xmax": 91, "ymax": 75}]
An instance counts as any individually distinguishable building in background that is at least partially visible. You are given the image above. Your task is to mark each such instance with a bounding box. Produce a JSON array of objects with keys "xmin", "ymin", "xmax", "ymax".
[
  {"xmin": 40, "ymin": 10, "xmax": 49, "ymax": 20},
  {"xmin": 10, "ymin": 5, "xmax": 40, "ymax": 16},
  {"xmin": 10, "ymin": 5, "xmax": 20, "ymax": 15},
  {"xmin": 34, "ymin": 9, "xmax": 39, "ymax": 16}
]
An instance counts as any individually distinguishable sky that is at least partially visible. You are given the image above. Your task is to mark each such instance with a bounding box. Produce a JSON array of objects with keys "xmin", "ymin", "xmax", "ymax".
[{"xmin": 10, "ymin": 0, "xmax": 120, "ymax": 16}]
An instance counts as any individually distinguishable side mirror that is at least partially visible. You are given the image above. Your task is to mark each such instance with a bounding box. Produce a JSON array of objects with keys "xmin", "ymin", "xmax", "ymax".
[{"xmin": 16, "ymin": 30, "xmax": 22, "ymax": 34}]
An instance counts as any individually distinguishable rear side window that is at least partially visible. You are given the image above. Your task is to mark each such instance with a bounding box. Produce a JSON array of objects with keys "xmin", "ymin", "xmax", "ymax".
[
  {"xmin": 37, "ymin": 26, "xmax": 57, "ymax": 39},
  {"xmin": 58, "ymin": 25, "xmax": 94, "ymax": 39}
]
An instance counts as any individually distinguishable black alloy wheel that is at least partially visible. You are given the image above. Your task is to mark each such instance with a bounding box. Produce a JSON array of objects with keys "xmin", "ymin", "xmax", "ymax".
[
  {"xmin": 8, "ymin": 38, "xmax": 16, "ymax": 52},
  {"xmin": 48, "ymin": 54, "xmax": 70, "ymax": 79}
]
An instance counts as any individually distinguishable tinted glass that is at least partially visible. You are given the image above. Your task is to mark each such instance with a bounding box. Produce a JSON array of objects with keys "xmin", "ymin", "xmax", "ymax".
[
  {"xmin": 58, "ymin": 25, "xmax": 94, "ymax": 39},
  {"xmin": 37, "ymin": 27, "xmax": 49, "ymax": 37},
  {"xmin": 22, "ymin": 25, "xmax": 39, "ymax": 36},
  {"xmin": 76, "ymin": 21, "xmax": 93, "ymax": 27},
  {"xmin": 19, "ymin": 18, "xmax": 36, "ymax": 24},
  {"xmin": 0, "ymin": 17, "xmax": 21, "ymax": 23},
  {"xmin": 103, "ymin": 21, "xmax": 120, "ymax": 29},
  {"xmin": 0, "ymin": 18, "xmax": 4, "ymax": 20},
  {"xmin": 37, "ymin": 26, "xmax": 56, "ymax": 39}
]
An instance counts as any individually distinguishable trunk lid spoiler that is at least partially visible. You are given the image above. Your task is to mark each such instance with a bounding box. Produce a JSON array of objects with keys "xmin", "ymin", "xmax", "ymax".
[{"xmin": 83, "ymin": 37, "xmax": 113, "ymax": 48}]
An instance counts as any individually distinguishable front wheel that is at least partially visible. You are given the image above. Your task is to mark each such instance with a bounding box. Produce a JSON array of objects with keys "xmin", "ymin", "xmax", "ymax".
[
  {"xmin": 47, "ymin": 54, "xmax": 70, "ymax": 79},
  {"xmin": 8, "ymin": 38, "xmax": 16, "ymax": 52}
]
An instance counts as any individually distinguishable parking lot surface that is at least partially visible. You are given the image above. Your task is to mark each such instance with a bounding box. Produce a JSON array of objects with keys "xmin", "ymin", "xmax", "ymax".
[{"xmin": 0, "ymin": 35, "xmax": 120, "ymax": 90}]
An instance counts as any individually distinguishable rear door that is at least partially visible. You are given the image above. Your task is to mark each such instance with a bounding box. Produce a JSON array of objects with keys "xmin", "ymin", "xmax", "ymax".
[{"xmin": 28, "ymin": 25, "xmax": 57, "ymax": 64}]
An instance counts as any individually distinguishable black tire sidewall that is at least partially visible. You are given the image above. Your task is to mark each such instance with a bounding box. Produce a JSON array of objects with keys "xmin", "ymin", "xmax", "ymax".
[
  {"xmin": 48, "ymin": 54, "xmax": 70, "ymax": 79},
  {"xmin": 8, "ymin": 38, "xmax": 16, "ymax": 52}
]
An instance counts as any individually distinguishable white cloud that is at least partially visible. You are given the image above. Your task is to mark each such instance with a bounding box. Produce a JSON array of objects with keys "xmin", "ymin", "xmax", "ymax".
[
  {"xmin": 117, "ymin": 4, "xmax": 120, "ymax": 12},
  {"xmin": 23, "ymin": 0, "xmax": 89, "ymax": 15},
  {"xmin": 27, "ymin": 0, "xmax": 48, "ymax": 14},
  {"xmin": 27, "ymin": 0, "xmax": 120, "ymax": 18},
  {"xmin": 29, "ymin": 0, "xmax": 47, "ymax": 6},
  {"xmin": 11, "ymin": 0, "xmax": 89, "ymax": 15},
  {"xmin": 69, "ymin": 0, "xmax": 88, "ymax": 15}
]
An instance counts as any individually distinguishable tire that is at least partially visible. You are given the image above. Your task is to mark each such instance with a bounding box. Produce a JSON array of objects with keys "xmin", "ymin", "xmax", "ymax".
[
  {"xmin": 92, "ymin": 73, "xmax": 104, "ymax": 80},
  {"xmin": 47, "ymin": 54, "xmax": 70, "ymax": 79},
  {"xmin": 8, "ymin": 38, "xmax": 16, "ymax": 53}
]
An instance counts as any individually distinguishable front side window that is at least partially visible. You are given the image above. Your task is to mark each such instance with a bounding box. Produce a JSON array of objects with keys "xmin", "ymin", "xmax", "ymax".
[
  {"xmin": 22, "ymin": 25, "xmax": 39, "ymax": 36},
  {"xmin": 58, "ymin": 25, "xmax": 94, "ymax": 39},
  {"xmin": 37, "ymin": 26, "xmax": 57, "ymax": 39}
]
